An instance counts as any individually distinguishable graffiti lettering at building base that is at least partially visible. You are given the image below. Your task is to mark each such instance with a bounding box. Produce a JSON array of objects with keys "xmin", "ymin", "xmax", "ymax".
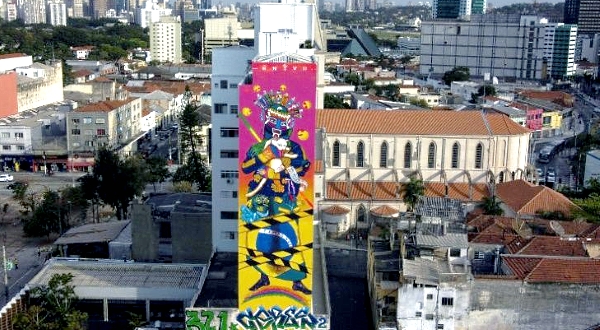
[{"xmin": 185, "ymin": 307, "xmax": 329, "ymax": 330}]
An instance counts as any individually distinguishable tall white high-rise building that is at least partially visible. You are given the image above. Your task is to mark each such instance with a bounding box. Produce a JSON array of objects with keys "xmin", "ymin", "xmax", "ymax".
[
  {"xmin": 210, "ymin": 0, "xmax": 324, "ymax": 252},
  {"xmin": 149, "ymin": 15, "xmax": 182, "ymax": 64},
  {"xmin": 543, "ymin": 23, "xmax": 577, "ymax": 80},
  {"xmin": 46, "ymin": 0, "xmax": 67, "ymax": 26},
  {"xmin": 135, "ymin": 0, "xmax": 172, "ymax": 29}
]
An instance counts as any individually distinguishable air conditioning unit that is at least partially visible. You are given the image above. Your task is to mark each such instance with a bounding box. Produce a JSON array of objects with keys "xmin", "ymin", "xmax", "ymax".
[{"xmin": 226, "ymin": 179, "xmax": 233, "ymax": 184}]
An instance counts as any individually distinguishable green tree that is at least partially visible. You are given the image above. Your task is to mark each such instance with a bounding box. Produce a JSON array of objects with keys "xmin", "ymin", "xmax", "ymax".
[
  {"xmin": 403, "ymin": 175, "xmax": 425, "ymax": 212},
  {"xmin": 13, "ymin": 273, "xmax": 87, "ymax": 330},
  {"xmin": 144, "ymin": 156, "xmax": 171, "ymax": 192},
  {"xmin": 93, "ymin": 149, "xmax": 146, "ymax": 220},
  {"xmin": 480, "ymin": 195, "xmax": 503, "ymax": 215},
  {"xmin": 344, "ymin": 72, "xmax": 361, "ymax": 86},
  {"xmin": 23, "ymin": 190, "xmax": 69, "ymax": 238},
  {"xmin": 442, "ymin": 66, "xmax": 470, "ymax": 86},
  {"xmin": 175, "ymin": 87, "xmax": 211, "ymax": 191},
  {"xmin": 324, "ymin": 94, "xmax": 349, "ymax": 109}
]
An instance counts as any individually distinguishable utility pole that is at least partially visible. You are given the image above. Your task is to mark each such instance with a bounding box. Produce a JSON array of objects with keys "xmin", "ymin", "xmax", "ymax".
[{"xmin": 2, "ymin": 235, "xmax": 8, "ymax": 301}]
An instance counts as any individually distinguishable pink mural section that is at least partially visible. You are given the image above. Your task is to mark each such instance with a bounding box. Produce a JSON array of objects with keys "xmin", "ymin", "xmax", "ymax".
[{"xmin": 238, "ymin": 61, "xmax": 317, "ymax": 312}]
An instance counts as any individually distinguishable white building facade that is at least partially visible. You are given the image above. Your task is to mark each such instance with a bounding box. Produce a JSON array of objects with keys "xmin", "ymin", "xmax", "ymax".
[{"xmin": 149, "ymin": 16, "xmax": 182, "ymax": 64}]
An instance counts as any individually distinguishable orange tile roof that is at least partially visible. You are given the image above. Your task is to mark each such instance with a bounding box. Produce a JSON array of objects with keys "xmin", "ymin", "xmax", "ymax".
[
  {"xmin": 525, "ymin": 258, "xmax": 600, "ymax": 284},
  {"xmin": 325, "ymin": 180, "xmax": 488, "ymax": 202},
  {"xmin": 0, "ymin": 53, "xmax": 28, "ymax": 59},
  {"xmin": 496, "ymin": 180, "xmax": 578, "ymax": 216},
  {"xmin": 124, "ymin": 80, "xmax": 210, "ymax": 96},
  {"xmin": 316, "ymin": 109, "xmax": 530, "ymax": 136},
  {"xmin": 370, "ymin": 205, "xmax": 399, "ymax": 216},
  {"xmin": 76, "ymin": 98, "xmax": 136, "ymax": 112},
  {"xmin": 424, "ymin": 182, "xmax": 489, "ymax": 202},
  {"xmin": 142, "ymin": 109, "xmax": 151, "ymax": 117},
  {"xmin": 502, "ymin": 256, "xmax": 544, "ymax": 279},
  {"xmin": 314, "ymin": 160, "xmax": 323, "ymax": 173},
  {"xmin": 515, "ymin": 236, "xmax": 587, "ymax": 257},
  {"xmin": 518, "ymin": 90, "xmax": 574, "ymax": 108},
  {"xmin": 322, "ymin": 205, "xmax": 350, "ymax": 215},
  {"xmin": 72, "ymin": 69, "xmax": 93, "ymax": 78}
]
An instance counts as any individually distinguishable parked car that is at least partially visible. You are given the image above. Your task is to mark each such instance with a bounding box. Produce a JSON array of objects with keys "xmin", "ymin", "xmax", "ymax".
[{"xmin": 0, "ymin": 174, "xmax": 14, "ymax": 182}]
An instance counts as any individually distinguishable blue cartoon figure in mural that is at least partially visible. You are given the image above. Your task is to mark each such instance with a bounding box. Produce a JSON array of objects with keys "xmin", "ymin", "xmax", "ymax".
[{"xmin": 240, "ymin": 87, "xmax": 312, "ymax": 294}]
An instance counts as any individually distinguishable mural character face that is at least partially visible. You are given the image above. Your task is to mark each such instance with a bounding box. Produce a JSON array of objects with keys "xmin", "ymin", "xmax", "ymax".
[{"xmin": 264, "ymin": 105, "xmax": 293, "ymax": 140}]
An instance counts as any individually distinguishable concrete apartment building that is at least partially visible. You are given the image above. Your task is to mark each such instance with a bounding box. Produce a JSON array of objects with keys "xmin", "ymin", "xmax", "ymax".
[
  {"xmin": 46, "ymin": 0, "xmax": 67, "ymax": 26},
  {"xmin": 420, "ymin": 14, "xmax": 577, "ymax": 81},
  {"xmin": 204, "ymin": 15, "xmax": 241, "ymax": 54},
  {"xmin": 149, "ymin": 16, "xmax": 182, "ymax": 64},
  {"xmin": 66, "ymin": 98, "xmax": 144, "ymax": 171}
]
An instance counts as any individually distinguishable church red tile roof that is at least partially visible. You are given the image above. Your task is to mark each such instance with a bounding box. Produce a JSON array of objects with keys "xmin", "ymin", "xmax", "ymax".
[
  {"xmin": 317, "ymin": 109, "xmax": 530, "ymax": 136},
  {"xmin": 504, "ymin": 257, "xmax": 600, "ymax": 284}
]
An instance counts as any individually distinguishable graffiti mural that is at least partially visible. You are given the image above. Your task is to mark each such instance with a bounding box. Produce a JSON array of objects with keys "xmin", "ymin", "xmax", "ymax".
[
  {"xmin": 185, "ymin": 308, "xmax": 328, "ymax": 330},
  {"xmin": 238, "ymin": 61, "xmax": 317, "ymax": 312}
]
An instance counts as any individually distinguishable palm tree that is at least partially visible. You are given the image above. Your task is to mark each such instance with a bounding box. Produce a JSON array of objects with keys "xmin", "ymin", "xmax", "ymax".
[
  {"xmin": 404, "ymin": 175, "xmax": 425, "ymax": 212},
  {"xmin": 480, "ymin": 195, "xmax": 503, "ymax": 215}
]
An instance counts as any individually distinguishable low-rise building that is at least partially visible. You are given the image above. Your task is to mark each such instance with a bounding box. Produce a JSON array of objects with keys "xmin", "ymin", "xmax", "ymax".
[{"xmin": 66, "ymin": 98, "xmax": 144, "ymax": 171}]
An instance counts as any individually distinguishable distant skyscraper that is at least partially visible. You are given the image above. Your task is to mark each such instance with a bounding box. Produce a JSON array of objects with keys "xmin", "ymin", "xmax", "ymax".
[
  {"xmin": 432, "ymin": 0, "xmax": 471, "ymax": 19},
  {"xmin": 47, "ymin": 0, "xmax": 67, "ymax": 26},
  {"xmin": 564, "ymin": 0, "xmax": 600, "ymax": 36},
  {"xmin": 91, "ymin": 0, "xmax": 107, "ymax": 18},
  {"xmin": 149, "ymin": 16, "xmax": 182, "ymax": 63},
  {"xmin": 471, "ymin": 0, "xmax": 486, "ymax": 15}
]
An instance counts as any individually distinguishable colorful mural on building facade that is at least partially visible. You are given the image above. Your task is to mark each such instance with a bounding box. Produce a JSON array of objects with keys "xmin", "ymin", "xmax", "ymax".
[{"xmin": 238, "ymin": 61, "xmax": 317, "ymax": 313}]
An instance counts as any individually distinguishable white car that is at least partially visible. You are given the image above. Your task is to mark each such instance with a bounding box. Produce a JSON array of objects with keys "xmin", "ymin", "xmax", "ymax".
[{"xmin": 0, "ymin": 174, "xmax": 14, "ymax": 182}]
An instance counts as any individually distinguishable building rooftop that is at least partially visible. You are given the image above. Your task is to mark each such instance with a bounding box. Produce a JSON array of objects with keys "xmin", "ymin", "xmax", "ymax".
[
  {"xmin": 29, "ymin": 258, "xmax": 205, "ymax": 294},
  {"xmin": 496, "ymin": 179, "xmax": 579, "ymax": 217},
  {"xmin": 76, "ymin": 98, "xmax": 137, "ymax": 113},
  {"xmin": 317, "ymin": 109, "xmax": 530, "ymax": 136},
  {"xmin": 55, "ymin": 220, "xmax": 130, "ymax": 245}
]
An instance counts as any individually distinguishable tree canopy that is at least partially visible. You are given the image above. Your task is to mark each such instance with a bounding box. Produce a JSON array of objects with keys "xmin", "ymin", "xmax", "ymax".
[
  {"xmin": 442, "ymin": 67, "xmax": 470, "ymax": 86},
  {"xmin": 13, "ymin": 273, "xmax": 87, "ymax": 330}
]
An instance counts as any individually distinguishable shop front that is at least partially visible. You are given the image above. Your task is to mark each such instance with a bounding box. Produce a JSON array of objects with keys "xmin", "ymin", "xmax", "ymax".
[
  {"xmin": 1, "ymin": 155, "xmax": 34, "ymax": 172},
  {"xmin": 68, "ymin": 152, "xmax": 95, "ymax": 172}
]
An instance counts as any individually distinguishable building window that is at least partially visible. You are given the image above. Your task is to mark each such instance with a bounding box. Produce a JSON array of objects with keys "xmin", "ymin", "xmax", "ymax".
[
  {"xmin": 425, "ymin": 314, "xmax": 434, "ymax": 320},
  {"xmin": 230, "ymin": 105, "xmax": 238, "ymax": 115},
  {"xmin": 404, "ymin": 142, "xmax": 412, "ymax": 168},
  {"xmin": 16, "ymin": 145, "xmax": 24, "ymax": 151},
  {"xmin": 14, "ymin": 133, "xmax": 23, "ymax": 139},
  {"xmin": 215, "ymin": 103, "xmax": 227, "ymax": 114},
  {"xmin": 83, "ymin": 117, "xmax": 92, "ymax": 124},
  {"xmin": 2, "ymin": 145, "xmax": 10, "ymax": 151},
  {"xmin": 426, "ymin": 294, "xmax": 433, "ymax": 300},
  {"xmin": 427, "ymin": 142, "xmax": 436, "ymax": 168},
  {"xmin": 220, "ymin": 128, "xmax": 239, "ymax": 137},
  {"xmin": 415, "ymin": 311, "xmax": 422, "ymax": 317},
  {"xmin": 71, "ymin": 129, "xmax": 81, "ymax": 135},
  {"xmin": 1, "ymin": 133, "xmax": 9, "ymax": 138},
  {"xmin": 95, "ymin": 118, "xmax": 105, "ymax": 124},
  {"xmin": 97, "ymin": 129, "xmax": 106, "ymax": 136},
  {"xmin": 451, "ymin": 142, "xmax": 459, "ymax": 168},
  {"xmin": 72, "ymin": 118, "xmax": 80, "ymax": 124},
  {"xmin": 437, "ymin": 325, "xmax": 444, "ymax": 329},
  {"xmin": 221, "ymin": 231, "xmax": 236, "ymax": 240},
  {"xmin": 475, "ymin": 143, "xmax": 483, "ymax": 169},
  {"xmin": 159, "ymin": 222, "xmax": 171, "ymax": 239},
  {"xmin": 357, "ymin": 204, "xmax": 366, "ymax": 223},
  {"xmin": 356, "ymin": 141, "xmax": 365, "ymax": 167},
  {"xmin": 332, "ymin": 140, "xmax": 340, "ymax": 167},
  {"xmin": 220, "ymin": 150, "xmax": 238, "ymax": 158},
  {"xmin": 220, "ymin": 170, "xmax": 239, "ymax": 178},
  {"xmin": 220, "ymin": 211, "xmax": 238, "ymax": 220},
  {"xmin": 220, "ymin": 80, "xmax": 228, "ymax": 88},
  {"xmin": 220, "ymin": 190, "xmax": 238, "ymax": 198},
  {"xmin": 450, "ymin": 248, "xmax": 461, "ymax": 257},
  {"xmin": 229, "ymin": 83, "xmax": 238, "ymax": 89},
  {"xmin": 442, "ymin": 297, "xmax": 454, "ymax": 306},
  {"xmin": 380, "ymin": 142, "xmax": 388, "ymax": 168},
  {"xmin": 474, "ymin": 251, "xmax": 485, "ymax": 259}
]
